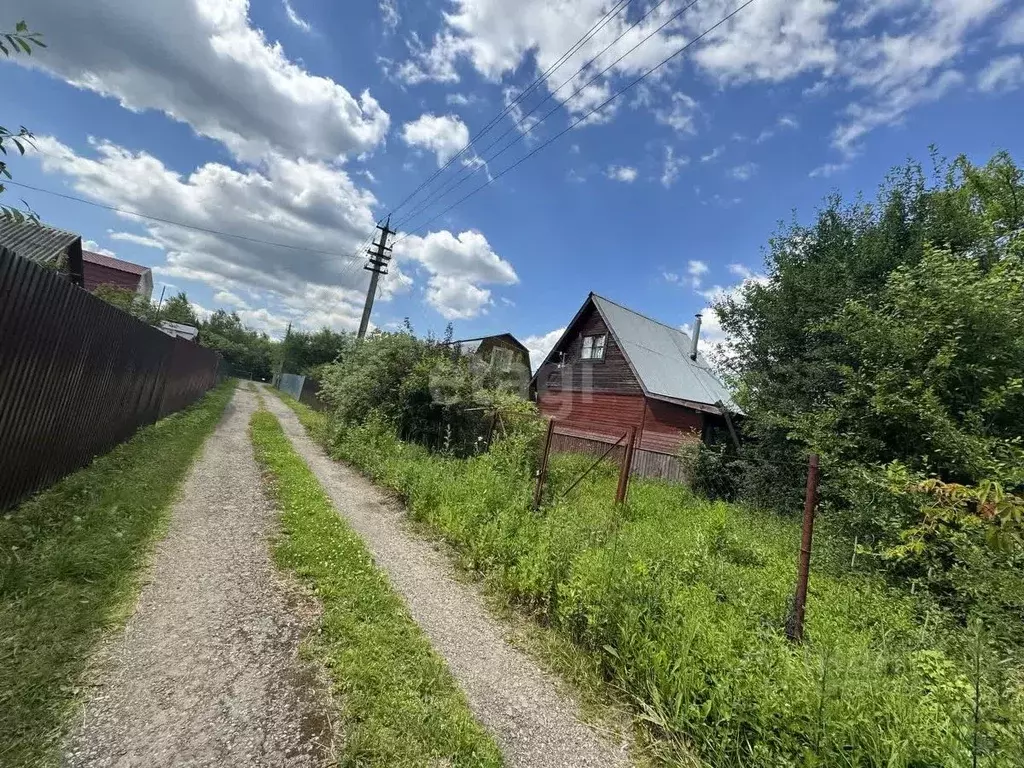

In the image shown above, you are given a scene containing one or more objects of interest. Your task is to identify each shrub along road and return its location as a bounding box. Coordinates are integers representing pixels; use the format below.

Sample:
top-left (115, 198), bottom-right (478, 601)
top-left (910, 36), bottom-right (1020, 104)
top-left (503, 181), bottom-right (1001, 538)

top-left (63, 387), bottom-right (331, 767)
top-left (260, 389), bottom-right (630, 768)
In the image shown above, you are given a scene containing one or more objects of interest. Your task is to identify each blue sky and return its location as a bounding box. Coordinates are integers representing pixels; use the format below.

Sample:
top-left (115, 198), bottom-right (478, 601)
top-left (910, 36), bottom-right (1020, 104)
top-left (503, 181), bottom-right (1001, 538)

top-left (3, 0), bottom-right (1024, 366)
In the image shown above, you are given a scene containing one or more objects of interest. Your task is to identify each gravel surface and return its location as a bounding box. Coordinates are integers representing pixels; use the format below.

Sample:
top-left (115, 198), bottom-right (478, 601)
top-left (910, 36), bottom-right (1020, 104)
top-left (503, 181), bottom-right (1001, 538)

top-left (262, 391), bottom-right (631, 768)
top-left (63, 388), bottom-right (332, 768)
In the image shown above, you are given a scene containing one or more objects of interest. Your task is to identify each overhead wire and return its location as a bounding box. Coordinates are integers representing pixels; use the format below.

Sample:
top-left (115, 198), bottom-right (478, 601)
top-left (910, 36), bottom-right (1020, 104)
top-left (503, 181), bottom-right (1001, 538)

top-left (393, 0), bottom-right (760, 246)
top-left (393, 0), bottom-right (684, 232)
top-left (385, 0), bottom-right (634, 221)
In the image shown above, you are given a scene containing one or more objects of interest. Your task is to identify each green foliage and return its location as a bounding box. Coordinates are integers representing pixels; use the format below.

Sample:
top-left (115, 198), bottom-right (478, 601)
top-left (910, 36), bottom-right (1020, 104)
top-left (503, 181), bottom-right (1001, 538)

top-left (1, 21), bottom-right (44, 223)
top-left (717, 151), bottom-right (1024, 504)
top-left (318, 325), bottom-right (534, 456)
top-left (276, 392), bottom-right (1024, 768)
top-left (159, 291), bottom-right (200, 327)
top-left (91, 284), bottom-right (159, 323)
top-left (279, 327), bottom-right (351, 376)
top-left (249, 409), bottom-right (502, 767)
top-left (714, 150), bottom-right (1024, 612)
top-left (0, 381), bottom-right (235, 767)
top-left (807, 244), bottom-right (1024, 486)
top-left (201, 309), bottom-right (275, 380)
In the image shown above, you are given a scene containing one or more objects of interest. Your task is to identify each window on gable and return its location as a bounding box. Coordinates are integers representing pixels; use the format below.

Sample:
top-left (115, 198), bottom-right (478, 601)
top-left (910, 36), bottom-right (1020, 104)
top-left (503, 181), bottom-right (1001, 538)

top-left (581, 334), bottom-right (606, 361)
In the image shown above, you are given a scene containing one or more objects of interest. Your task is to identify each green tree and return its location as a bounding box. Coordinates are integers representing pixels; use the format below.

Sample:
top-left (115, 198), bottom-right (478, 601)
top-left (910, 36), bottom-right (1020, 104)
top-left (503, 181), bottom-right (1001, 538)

top-left (714, 149), bottom-right (1024, 618)
top-left (1, 21), bottom-right (45, 223)
top-left (201, 309), bottom-right (276, 380)
top-left (279, 327), bottom-right (352, 376)
top-left (716, 151), bottom-right (1024, 510)
top-left (91, 284), bottom-right (159, 323)
top-left (159, 291), bottom-right (201, 327)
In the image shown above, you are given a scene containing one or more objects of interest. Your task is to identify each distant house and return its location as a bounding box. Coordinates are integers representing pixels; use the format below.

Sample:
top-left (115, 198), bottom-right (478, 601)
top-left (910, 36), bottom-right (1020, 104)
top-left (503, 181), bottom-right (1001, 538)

top-left (531, 293), bottom-right (741, 479)
top-left (0, 218), bottom-right (153, 300)
top-left (0, 218), bottom-right (85, 286)
top-left (83, 251), bottom-right (153, 300)
top-left (450, 333), bottom-right (531, 375)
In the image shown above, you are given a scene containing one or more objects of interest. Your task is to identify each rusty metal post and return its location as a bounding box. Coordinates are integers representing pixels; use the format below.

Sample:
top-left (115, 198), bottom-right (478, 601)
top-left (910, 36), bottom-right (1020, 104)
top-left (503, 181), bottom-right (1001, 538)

top-left (533, 418), bottom-right (556, 510)
top-left (787, 453), bottom-right (820, 643)
top-left (615, 426), bottom-right (637, 505)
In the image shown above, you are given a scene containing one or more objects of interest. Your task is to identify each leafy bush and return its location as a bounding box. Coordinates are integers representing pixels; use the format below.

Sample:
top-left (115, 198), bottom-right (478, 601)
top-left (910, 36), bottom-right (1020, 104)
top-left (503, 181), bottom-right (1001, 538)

top-left (717, 151), bottom-right (1024, 509)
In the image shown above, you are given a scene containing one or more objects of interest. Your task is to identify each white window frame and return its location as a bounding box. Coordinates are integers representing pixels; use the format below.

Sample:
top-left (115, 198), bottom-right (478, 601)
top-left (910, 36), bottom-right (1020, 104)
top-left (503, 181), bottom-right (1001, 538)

top-left (581, 334), bottom-right (606, 361)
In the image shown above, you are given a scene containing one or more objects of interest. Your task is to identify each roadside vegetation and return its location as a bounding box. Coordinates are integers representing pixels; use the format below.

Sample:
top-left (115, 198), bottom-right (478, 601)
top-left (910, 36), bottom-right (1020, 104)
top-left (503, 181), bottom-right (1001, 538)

top-left (280, 393), bottom-right (1023, 767)
top-left (277, 149), bottom-right (1024, 767)
top-left (0, 380), bottom-right (236, 768)
top-left (249, 408), bottom-right (503, 768)
top-left (94, 286), bottom-right (353, 382)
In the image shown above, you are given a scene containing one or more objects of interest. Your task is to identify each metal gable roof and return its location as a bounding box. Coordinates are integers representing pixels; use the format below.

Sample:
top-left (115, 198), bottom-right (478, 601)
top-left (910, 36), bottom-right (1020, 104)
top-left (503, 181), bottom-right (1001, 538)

top-left (0, 218), bottom-right (80, 264)
top-left (82, 250), bottom-right (150, 276)
top-left (592, 294), bottom-right (742, 414)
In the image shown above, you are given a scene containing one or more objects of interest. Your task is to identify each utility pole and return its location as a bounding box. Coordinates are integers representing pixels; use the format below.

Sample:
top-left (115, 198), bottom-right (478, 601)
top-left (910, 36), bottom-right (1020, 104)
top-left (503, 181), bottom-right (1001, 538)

top-left (357, 218), bottom-right (394, 339)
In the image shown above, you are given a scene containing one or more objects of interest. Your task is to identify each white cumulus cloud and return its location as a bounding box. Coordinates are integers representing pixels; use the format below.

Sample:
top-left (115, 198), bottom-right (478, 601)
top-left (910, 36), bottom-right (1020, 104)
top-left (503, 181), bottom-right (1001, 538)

top-left (108, 230), bottom-right (165, 249)
top-left (522, 327), bottom-right (566, 371)
top-left (5, 0), bottom-right (389, 162)
top-left (606, 165), bottom-right (638, 183)
top-left (401, 113), bottom-right (471, 167)
top-left (396, 229), bottom-right (519, 319)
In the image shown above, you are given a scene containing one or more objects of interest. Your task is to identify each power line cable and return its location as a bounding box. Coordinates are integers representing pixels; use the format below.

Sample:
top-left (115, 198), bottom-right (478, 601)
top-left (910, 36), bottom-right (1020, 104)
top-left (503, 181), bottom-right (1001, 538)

top-left (386, 0), bottom-right (633, 220)
top-left (4, 179), bottom-right (367, 262)
top-left (393, 0), bottom-right (758, 245)
top-left (394, 0), bottom-right (699, 233)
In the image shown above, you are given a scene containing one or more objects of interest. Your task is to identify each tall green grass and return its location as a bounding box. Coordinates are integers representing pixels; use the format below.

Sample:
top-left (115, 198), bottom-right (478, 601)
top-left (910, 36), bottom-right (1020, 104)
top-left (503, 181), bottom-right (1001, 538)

top-left (279, 398), bottom-right (1024, 767)
top-left (249, 408), bottom-right (503, 767)
top-left (0, 380), bottom-right (237, 768)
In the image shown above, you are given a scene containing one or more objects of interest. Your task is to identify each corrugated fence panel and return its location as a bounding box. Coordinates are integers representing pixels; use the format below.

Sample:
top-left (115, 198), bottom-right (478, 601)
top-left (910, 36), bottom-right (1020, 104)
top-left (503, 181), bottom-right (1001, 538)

top-left (0, 247), bottom-right (221, 511)
top-left (550, 426), bottom-right (689, 485)
top-left (276, 372), bottom-right (305, 401)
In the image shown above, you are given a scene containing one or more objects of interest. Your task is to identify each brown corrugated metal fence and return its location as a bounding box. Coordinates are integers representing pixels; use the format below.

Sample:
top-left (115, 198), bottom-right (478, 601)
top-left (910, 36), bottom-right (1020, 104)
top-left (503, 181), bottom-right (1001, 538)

top-left (0, 246), bottom-right (220, 511)
top-left (550, 428), bottom-right (690, 484)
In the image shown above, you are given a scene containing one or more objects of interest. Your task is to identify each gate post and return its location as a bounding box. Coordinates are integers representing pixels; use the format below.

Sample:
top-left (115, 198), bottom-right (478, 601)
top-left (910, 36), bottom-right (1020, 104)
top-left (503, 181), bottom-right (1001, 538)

top-left (533, 418), bottom-right (556, 510)
top-left (615, 426), bottom-right (637, 505)
top-left (787, 453), bottom-right (820, 643)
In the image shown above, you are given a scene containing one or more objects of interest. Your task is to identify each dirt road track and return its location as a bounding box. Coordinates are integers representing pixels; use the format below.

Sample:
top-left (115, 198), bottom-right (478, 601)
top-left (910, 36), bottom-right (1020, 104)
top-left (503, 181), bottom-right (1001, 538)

top-left (64, 388), bottom-right (330, 768)
top-left (261, 390), bottom-right (630, 768)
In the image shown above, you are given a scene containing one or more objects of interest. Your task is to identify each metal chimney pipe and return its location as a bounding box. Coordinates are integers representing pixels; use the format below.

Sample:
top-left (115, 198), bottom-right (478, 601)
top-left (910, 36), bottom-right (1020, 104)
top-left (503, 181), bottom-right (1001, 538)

top-left (690, 313), bottom-right (702, 361)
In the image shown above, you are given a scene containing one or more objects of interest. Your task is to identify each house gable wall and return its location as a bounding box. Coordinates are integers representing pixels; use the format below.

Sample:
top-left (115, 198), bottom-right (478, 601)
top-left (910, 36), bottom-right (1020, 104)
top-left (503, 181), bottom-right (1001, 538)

top-left (83, 261), bottom-right (143, 294)
top-left (538, 303), bottom-right (642, 395)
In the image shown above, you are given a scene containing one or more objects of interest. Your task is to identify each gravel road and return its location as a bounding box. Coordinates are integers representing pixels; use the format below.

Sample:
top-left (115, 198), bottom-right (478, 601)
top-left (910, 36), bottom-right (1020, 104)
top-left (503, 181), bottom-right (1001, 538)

top-left (262, 391), bottom-right (631, 768)
top-left (63, 388), bottom-right (331, 768)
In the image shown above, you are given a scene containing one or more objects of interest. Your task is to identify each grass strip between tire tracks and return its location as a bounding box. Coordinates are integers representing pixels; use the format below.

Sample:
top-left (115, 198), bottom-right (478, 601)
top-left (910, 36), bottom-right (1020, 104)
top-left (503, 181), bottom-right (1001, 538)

top-left (0, 380), bottom-right (237, 768)
top-left (249, 408), bottom-right (503, 768)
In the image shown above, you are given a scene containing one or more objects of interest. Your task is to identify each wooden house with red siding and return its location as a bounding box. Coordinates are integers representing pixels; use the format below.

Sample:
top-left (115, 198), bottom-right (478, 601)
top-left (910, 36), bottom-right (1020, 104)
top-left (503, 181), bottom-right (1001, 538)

top-left (531, 293), bottom-right (741, 480)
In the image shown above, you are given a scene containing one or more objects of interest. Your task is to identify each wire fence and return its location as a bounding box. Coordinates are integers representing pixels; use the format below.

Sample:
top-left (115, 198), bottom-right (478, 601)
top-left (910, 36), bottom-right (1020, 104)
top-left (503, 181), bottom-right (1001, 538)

top-left (0, 246), bottom-right (221, 511)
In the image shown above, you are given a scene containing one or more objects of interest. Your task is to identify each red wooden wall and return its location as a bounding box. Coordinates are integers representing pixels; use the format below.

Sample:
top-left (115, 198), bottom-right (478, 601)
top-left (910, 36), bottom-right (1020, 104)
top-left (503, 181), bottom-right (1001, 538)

top-left (640, 397), bottom-right (702, 453)
top-left (538, 390), bottom-right (703, 456)
top-left (82, 260), bottom-right (143, 294)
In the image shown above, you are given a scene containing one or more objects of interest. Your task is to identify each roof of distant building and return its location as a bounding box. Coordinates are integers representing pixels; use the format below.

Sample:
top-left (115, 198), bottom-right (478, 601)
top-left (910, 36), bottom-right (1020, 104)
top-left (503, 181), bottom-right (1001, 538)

top-left (0, 218), bottom-right (80, 264)
top-left (82, 250), bottom-right (149, 276)
top-left (448, 333), bottom-right (530, 356)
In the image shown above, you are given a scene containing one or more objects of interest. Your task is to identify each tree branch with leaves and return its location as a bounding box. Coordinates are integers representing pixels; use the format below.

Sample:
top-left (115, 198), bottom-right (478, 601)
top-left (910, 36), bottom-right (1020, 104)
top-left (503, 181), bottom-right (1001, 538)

top-left (1, 20), bottom-right (45, 223)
